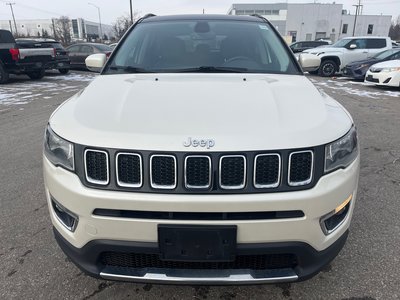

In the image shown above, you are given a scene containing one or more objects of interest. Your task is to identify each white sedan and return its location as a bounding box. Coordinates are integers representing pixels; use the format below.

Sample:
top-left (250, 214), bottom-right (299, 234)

top-left (365, 59), bottom-right (400, 88)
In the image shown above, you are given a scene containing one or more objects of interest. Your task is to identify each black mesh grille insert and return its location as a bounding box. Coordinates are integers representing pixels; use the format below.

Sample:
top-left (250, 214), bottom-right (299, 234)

top-left (117, 154), bottom-right (141, 186)
top-left (185, 156), bottom-right (210, 188)
top-left (220, 156), bottom-right (245, 188)
top-left (151, 155), bottom-right (176, 188)
top-left (100, 252), bottom-right (297, 270)
top-left (255, 155), bottom-right (280, 187)
top-left (289, 151), bottom-right (313, 185)
top-left (85, 150), bottom-right (108, 183)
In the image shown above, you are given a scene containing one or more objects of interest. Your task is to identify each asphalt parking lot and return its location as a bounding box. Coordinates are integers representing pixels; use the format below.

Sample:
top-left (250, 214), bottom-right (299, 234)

top-left (1, 71), bottom-right (399, 299)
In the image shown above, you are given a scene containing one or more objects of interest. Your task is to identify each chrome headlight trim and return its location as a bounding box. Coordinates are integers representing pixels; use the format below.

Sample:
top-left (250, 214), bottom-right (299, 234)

top-left (44, 124), bottom-right (75, 171)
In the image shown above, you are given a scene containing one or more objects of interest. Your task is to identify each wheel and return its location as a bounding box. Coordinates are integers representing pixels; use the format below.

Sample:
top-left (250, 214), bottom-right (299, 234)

top-left (59, 68), bottom-right (70, 74)
top-left (318, 60), bottom-right (338, 77)
top-left (0, 64), bottom-right (10, 84)
top-left (27, 69), bottom-right (45, 80)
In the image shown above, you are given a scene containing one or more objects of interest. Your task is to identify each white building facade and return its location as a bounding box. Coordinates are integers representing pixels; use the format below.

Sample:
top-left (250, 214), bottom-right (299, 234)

top-left (228, 3), bottom-right (392, 43)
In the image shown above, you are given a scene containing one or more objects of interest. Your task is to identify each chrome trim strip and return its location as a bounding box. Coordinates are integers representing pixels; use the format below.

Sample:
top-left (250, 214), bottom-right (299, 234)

top-left (288, 150), bottom-right (314, 187)
top-left (100, 268), bottom-right (298, 284)
top-left (84, 149), bottom-right (109, 185)
top-left (116, 152), bottom-right (143, 188)
top-left (320, 201), bottom-right (352, 235)
top-left (150, 154), bottom-right (177, 189)
top-left (184, 155), bottom-right (212, 189)
top-left (219, 155), bottom-right (246, 190)
top-left (51, 197), bottom-right (78, 232)
top-left (253, 153), bottom-right (281, 189)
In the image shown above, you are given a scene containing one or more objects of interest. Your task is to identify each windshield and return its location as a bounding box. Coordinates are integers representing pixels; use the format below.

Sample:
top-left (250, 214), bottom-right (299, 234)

top-left (373, 49), bottom-right (398, 59)
top-left (104, 19), bottom-right (299, 74)
top-left (332, 39), bottom-right (351, 48)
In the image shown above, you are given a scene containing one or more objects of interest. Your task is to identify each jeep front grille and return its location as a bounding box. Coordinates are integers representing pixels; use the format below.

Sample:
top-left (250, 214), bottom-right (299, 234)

top-left (84, 149), bottom-right (109, 185)
top-left (79, 147), bottom-right (319, 193)
top-left (184, 156), bottom-right (211, 189)
top-left (116, 153), bottom-right (142, 188)
top-left (288, 151), bottom-right (313, 186)
top-left (219, 155), bottom-right (246, 189)
top-left (254, 154), bottom-right (281, 188)
top-left (150, 155), bottom-right (177, 189)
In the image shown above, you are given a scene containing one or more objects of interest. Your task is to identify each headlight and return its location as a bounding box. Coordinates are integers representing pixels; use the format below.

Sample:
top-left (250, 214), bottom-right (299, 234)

top-left (44, 125), bottom-right (74, 171)
top-left (359, 63), bottom-right (369, 68)
top-left (325, 126), bottom-right (358, 173)
top-left (381, 67), bottom-right (400, 72)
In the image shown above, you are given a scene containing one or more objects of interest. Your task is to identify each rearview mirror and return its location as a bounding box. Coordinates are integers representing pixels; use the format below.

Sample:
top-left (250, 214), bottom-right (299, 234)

top-left (349, 44), bottom-right (357, 50)
top-left (298, 53), bottom-right (321, 72)
top-left (85, 53), bottom-right (107, 72)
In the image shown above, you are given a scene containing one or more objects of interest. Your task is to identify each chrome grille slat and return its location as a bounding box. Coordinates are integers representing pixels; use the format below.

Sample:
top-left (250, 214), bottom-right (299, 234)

top-left (184, 155), bottom-right (212, 189)
top-left (288, 150), bottom-right (314, 186)
top-left (150, 154), bottom-right (177, 189)
top-left (219, 155), bottom-right (246, 190)
top-left (116, 153), bottom-right (142, 188)
top-left (254, 154), bottom-right (281, 188)
top-left (84, 149), bottom-right (109, 185)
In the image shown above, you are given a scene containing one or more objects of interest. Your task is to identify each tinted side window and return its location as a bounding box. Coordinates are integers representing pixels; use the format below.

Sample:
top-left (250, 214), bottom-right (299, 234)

top-left (67, 46), bottom-right (80, 53)
top-left (353, 39), bottom-right (367, 49)
top-left (366, 39), bottom-right (386, 49)
top-left (80, 45), bottom-right (94, 54)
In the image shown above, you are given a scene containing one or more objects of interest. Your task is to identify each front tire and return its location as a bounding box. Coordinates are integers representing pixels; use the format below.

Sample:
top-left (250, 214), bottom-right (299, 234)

top-left (318, 60), bottom-right (338, 77)
top-left (27, 69), bottom-right (45, 80)
top-left (0, 64), bottom-right (10, 84)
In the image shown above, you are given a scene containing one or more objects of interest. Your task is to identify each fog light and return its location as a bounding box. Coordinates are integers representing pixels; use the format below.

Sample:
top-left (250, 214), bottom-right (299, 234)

top-left (51, 197), bottom-right (78, 232)
top-left (320, 195), bottom-right (352, 235)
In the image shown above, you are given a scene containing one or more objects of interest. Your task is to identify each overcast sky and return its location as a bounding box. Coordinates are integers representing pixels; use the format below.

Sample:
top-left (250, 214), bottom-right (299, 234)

top-left (0, 0), bottom-right (399, 24)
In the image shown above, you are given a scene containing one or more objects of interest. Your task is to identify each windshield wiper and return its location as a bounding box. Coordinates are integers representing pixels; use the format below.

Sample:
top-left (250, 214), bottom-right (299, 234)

top-left (171, 66), bottom-right (248, 73)
top-left (108, 66), bottom-right (153, 73)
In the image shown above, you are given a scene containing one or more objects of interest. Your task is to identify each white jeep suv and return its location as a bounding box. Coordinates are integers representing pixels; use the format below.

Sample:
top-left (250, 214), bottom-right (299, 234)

top-left (43, 14), bottom-right (360, 284)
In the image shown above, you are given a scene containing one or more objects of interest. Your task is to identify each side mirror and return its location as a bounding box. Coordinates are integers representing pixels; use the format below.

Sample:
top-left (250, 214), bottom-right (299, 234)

top-left (349, 44), bottom-right (357, 50)
top-left (298, 53), bottom-right (321, 72)
top-left (85, 53), bottom-right (106, 72)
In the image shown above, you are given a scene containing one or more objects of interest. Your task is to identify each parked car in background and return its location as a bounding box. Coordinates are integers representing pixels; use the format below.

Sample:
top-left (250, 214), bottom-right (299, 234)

top-left (16, 38), bottom-right (70, 74)
top-left (343, 49), bottom-right (400, 80)
top-left (304, 36), bottom-right (392, 77)
top-left (289, 40), bottom-right (329, 53)
top-left (66, 43), bottom-right (112, 69)
top-left (365, 59), bottom-right (400, 88)
top-left (109, 43), bottom-right (118, 50)
top-left (0, 29), bottom-right (55, 84)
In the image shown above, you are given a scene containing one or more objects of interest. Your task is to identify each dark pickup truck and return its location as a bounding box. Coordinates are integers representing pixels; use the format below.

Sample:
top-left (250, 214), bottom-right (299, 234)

top-left (16, 38), bottom-right (71, 74)
top-left (0, 29), bottom-right (55, 84)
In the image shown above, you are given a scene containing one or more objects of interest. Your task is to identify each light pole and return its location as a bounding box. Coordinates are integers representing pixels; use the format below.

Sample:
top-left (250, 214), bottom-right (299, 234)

top-left (129, 0), bottom-right (133, 24)
top-left (6, 2), bottom-right (18, 36)
top-left (88, 3), bottom-right (103, 41)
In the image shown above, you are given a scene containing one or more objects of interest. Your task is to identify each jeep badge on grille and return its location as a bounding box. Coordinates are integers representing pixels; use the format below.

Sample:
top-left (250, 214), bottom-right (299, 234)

top-left (183, 137), bottom-right (215, 149)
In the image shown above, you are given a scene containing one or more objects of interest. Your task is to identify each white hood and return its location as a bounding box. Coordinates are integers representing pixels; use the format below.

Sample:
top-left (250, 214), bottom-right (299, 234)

top-left (50, 74), bottom-right (352, 151)
top-left (370, 59), bottom-right (400, 69)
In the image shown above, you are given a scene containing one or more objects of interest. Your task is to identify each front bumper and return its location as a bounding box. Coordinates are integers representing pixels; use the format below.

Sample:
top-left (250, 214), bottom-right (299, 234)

top-left (53, 226), bottom-right (349, 284)
top-left (343, 66), bottom-right (368, 80)
top-left (44, 154), bottom-right (359, 283)
top-left (365, 71), bottom-right (400, 87)
top-left (45, 59), bottom-right (70, 70)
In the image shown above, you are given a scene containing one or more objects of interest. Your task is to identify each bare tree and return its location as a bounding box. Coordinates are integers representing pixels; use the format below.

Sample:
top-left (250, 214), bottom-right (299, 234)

top-left (54, 16), bottom-right (72, 45)
top-left (389, 16), bottom-right (400, 41)
top-left (112, 12), bottom-right (139, 40)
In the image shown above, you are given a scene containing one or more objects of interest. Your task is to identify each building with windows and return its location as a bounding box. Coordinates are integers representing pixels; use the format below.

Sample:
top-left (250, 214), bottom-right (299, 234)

top-left (228, 3), bottom-right (392, 43)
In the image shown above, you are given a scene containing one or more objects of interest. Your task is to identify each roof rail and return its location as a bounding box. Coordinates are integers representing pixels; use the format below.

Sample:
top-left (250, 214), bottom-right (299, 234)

top-left (250, 14), bottom-right (273, 26)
